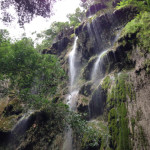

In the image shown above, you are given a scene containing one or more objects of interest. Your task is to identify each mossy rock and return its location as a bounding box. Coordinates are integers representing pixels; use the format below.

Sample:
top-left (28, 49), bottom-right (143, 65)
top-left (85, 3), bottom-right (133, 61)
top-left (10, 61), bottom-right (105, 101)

top-left (3, 98), bottom-right (23, 116)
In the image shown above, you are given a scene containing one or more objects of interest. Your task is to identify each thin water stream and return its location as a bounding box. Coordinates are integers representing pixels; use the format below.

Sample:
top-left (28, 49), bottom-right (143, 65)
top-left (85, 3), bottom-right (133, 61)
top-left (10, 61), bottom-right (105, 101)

top-left (91, 50), bottom-right (109, 81)
top-left (91, 31), bottom-right (121, 82)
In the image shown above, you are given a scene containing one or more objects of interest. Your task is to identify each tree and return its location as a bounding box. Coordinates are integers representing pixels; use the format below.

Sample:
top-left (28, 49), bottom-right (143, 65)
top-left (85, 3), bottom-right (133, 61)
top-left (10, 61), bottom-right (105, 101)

top-left (67, 7), bottom-right (85, 27)
top-left (0, 0), bottom-right (61, 26)
top-left (36, 21), bottom-right (70, 50)
top-left (0, 32), bottom-right (65, 106)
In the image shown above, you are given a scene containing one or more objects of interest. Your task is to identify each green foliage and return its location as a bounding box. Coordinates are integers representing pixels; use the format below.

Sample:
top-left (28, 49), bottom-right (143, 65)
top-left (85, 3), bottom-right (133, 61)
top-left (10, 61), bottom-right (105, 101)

top-left (81, 124), bottom-right (101, 149)
top-left (144, 59), bottom-right (150, 73)
top-left (70, 33), bottom-right (75, 39)
top-left (15, 102), bottom-right (70, 149)
top-left (108, 102), bottom-right (131, 150)
top-left (117, 0), bottom-right (150, 11)
top-left (0, 29), bottom-right (10, 43)
top-left (67, 8), bottom-right (85, 27)
top-left (36, 8), bottom-right (85, 49)
top-left (107, 73), bottom-right (135, 107)
top-left (106, 73), bottom-right (135, 150)
top-left (102, 76), bottom-right (111, 90)
top-left (68, 112), bottom-right (102, 149)
top-left (0, 0), bottom-right (59, 26)
top-left (37, 21), bottom-right (70, 49)
top-left (0, 33), bottom-right (65, 107)
top-left (124, 12), bottom-right (150, 52)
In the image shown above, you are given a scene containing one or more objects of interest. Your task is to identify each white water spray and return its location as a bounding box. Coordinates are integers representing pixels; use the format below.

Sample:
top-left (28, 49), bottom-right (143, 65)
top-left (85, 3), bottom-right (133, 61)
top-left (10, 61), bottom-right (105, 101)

top-left (91, 50), bottom-right (108, 81)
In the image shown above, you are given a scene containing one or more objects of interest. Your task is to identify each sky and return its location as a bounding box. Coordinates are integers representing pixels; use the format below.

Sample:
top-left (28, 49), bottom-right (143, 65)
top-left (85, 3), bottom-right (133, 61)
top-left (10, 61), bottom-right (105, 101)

top-left (0, 0), bottom-right (81, 41)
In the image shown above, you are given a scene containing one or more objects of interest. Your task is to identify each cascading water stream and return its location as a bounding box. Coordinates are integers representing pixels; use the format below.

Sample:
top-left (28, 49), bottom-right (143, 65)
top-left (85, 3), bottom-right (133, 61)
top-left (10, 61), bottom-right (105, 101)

top-left (91, 50), bottom-right (108, 81)
top-left (69, 37), bottom-right (78, 90)
top-left (63, 37), bottom-right (79, 150)
top-left (91, 31), bottom-right (121, 82)
top-left (67, 36), bottom-right (79, 110)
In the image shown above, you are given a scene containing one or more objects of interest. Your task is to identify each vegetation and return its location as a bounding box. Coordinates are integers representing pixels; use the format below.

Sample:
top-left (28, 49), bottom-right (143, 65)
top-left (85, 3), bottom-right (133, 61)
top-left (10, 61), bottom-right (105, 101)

top-left (68, 112), bottom-right (102, 149)
top-left (117, 0), bottom-right (150, 11)
top-left (36, 21), bottom-right (70, 51)
top-left (0, 30), bottom-right (65, 108)
top-left (36, 7), bottom-right (85, 50)
top-left (122, 12), bottom-right (150, 53)
top-left (101, 73), bottom-right (136, 150)
top-left (67, 8), bottom-right (85, 27)
top-left (0, 0), bottom-right (60, 26)
top-left (102, 76), bottom-right (111, 90)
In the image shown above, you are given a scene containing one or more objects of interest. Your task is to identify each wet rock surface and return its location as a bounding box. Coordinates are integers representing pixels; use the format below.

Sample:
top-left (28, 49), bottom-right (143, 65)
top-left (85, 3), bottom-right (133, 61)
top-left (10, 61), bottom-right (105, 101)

top-left (75, 6), bottom-right (138, 60)
top-left (89, 85), bottom-right (106, 119)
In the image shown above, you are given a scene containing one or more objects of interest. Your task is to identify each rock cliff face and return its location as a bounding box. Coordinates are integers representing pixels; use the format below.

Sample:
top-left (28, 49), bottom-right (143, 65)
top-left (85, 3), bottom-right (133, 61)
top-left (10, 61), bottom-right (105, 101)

top-left (51, 5), bottom-right (149, 150)
top-left (0, 2), bottom-right (150, 150)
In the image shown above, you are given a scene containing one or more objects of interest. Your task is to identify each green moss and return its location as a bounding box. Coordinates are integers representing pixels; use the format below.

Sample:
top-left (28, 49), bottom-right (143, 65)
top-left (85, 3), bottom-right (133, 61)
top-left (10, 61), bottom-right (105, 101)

top-left (144, 59), bottom-right (150, 74)
top-left (126, 83), bottom-right (136, 101)
top-left (0, 115), bottom-right (18, 131)
top-left (70, 33), bottom-right (75, 39)
top-left (102, 76), bottom-right (111, 90)
top-left (123, 12), bottom-right (150, 53)
top-left (81, 97), bottom-right (89, 104)
top-left (82, 120), bottom-right (110, 150)
top-left (118, 103), bottom-right (130, 150)
top-left (106, 73), bottom-right (134, 150)
top-left (108, 104), bottom-right (131, 150)
top-left (107, 74), bottom-right (129, 108)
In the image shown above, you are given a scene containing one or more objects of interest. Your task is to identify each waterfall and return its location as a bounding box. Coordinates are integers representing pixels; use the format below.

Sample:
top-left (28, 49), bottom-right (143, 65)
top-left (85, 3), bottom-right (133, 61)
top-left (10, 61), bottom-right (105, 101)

top-left (91, 50), bottom-right (108, 81)
top-left (89, 31), bottom-right (122, 119)
top-left (67, 36), bottom-right (79, 110)
top-left (63, 37), bottom-right (79, 150)
top-left (69, 37), bottom-right (78, 90)
top-left (91, 31), bottom-right (121, 82)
